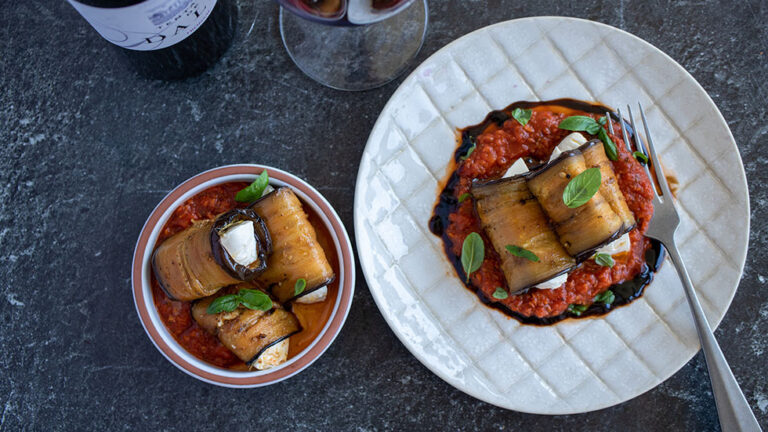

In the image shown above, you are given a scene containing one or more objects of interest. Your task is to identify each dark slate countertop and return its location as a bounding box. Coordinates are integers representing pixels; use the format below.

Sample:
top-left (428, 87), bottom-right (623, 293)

top-left (1, 1), bottom-right (767, 430)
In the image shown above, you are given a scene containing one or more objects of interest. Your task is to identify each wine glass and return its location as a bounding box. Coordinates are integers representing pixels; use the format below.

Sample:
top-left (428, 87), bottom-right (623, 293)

top-left (275, 0), bottom-right (428, 91)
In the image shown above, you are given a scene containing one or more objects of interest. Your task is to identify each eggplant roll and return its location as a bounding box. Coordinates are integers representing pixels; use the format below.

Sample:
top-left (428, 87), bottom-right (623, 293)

top-left (580, 140), bottom-right (636, 230)
top-left (472, 176), bottom-right (576, 294)
top-left (192, 290), bottom-right (301, 369)
top-left (211, 208), bottom-right (272, 278)
top-left (250, 188), bottom-right (335, 303)
top-left (527, 151), bottom-right (624, 258)
top-left (152, 209), bottom-right (272, 301)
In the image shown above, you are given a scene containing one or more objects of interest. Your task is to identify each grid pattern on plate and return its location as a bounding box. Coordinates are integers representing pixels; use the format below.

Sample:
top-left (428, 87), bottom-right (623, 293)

top-left (354, 17), bottom-right (749, 413)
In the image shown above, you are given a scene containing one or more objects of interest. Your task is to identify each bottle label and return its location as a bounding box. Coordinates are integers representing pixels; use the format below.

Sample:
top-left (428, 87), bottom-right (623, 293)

top-left (68, 0), bottom-right (217, 51)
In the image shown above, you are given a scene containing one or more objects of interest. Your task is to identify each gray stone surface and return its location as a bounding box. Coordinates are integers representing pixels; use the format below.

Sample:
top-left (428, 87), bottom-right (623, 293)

top-left (1, 1), bottom-right (767, 430)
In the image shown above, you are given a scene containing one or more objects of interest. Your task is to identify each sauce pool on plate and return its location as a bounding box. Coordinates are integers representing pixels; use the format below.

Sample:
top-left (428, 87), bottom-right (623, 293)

top-left (429, 99), bottom-right (664, 325)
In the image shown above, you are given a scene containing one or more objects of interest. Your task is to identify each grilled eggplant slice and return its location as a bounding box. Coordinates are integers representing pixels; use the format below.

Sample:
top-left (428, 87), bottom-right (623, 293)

top-left (192, 288), bottom-right (301, 369)
top-left (580, 140), bottom-right (636, 230)
top-left (527, 151), bottom-right (624, 259)
top-left (250, 187), bottom-right (335, 303)
top-left (152, 220), bottom-right (241, 301)
top-left (152, 209), bottom-right (272, 301)
top-left (473, 176), bottom-right (576, 295)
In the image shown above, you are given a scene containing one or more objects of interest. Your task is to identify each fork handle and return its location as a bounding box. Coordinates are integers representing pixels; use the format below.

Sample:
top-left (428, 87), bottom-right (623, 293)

top-left (666, 243), bottom-right (762, 431)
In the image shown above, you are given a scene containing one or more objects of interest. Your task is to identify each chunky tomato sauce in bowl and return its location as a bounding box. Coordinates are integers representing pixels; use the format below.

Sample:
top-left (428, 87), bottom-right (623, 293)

top-left (429, 99), bottom-right (664, 325)
top-left (132, 165), bottom-right (355, 387)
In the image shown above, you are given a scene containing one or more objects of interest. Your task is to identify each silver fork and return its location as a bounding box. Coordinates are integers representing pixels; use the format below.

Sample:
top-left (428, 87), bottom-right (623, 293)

top-left (610, 104), bottom-right (762, 432)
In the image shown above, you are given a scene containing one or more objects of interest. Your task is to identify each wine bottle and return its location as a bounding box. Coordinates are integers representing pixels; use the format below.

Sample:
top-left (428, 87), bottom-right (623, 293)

top-left (68, 0), bottom-right (237, 80)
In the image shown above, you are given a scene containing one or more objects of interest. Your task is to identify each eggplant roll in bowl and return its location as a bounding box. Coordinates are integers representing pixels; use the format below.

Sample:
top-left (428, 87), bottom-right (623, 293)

top-left (429, 99), bottom-right (664, 325)
top-left (132, 166), bottom-right (355, 387)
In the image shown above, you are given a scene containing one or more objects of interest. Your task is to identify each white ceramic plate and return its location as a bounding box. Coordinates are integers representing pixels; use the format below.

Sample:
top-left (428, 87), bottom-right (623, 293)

top-left (353, 17), bottom-right (749, 414)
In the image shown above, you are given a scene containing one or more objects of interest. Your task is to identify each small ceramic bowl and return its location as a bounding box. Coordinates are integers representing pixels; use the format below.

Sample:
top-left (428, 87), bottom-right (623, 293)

top-left (131, 165), bottom-right (355, 387)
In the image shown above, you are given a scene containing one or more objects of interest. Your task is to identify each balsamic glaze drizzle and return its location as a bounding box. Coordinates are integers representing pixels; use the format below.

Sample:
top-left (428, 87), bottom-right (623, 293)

top-left (428, 99), bottom-right (664, 325)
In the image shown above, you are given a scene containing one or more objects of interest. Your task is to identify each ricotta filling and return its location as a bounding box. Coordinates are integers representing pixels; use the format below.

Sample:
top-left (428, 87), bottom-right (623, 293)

top-left (254, 339), bottom-right (289, 370)
top-left (219, 221), bottom-right (259, 266)
top-left (594, 232), bottom-right (631, 256)
top-left (501, 132), bottom-right (628, 290)
top-left (294, 286), bottom-right (328, 304)
top-left (535, 272), bottom-right (570, 290)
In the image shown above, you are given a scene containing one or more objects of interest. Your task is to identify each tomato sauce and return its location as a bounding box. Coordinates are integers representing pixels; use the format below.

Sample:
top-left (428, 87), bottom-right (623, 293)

top-left (151, 182), bottom-right (339, 368)
top-left (429, 99), bottom-right (660, 324)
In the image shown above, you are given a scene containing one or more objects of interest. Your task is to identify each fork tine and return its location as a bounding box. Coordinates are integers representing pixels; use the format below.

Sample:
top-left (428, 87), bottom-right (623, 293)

top-left (623, 106), bottom-right (656, 194)
top-left (626, 106), bottom-right (647, 155)
top-left (638, 103), bottom-right (674, 198)
top-left (605, 110), bottom-right (614, 134)
top-left (615, 108), bottom-right (633, 152)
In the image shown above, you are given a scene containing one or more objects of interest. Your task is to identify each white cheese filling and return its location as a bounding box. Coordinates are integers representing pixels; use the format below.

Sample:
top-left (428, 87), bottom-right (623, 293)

top-left (254, 339), bottom-right (289, 370)
top-left (594, 232), bottom-right (631, 256)
top-left (502, 157), bottom-right (529, 177)
top-left (219, 221), bottom-right (258, 266)
top-left (501, 132), bottom-right (627, 290)
top-left (535, 272), bottom-right (569, 290)
top-left (502, 132), bottom-right (587, 179)
top-left (549, 132), bottom-right (587, 159)
top-left (294, 286), bottom-right (328, 304)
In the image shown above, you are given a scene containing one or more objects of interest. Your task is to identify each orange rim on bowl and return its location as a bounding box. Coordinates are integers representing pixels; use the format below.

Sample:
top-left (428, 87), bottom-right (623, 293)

top-left (131, 165), bottom-right (355, 387)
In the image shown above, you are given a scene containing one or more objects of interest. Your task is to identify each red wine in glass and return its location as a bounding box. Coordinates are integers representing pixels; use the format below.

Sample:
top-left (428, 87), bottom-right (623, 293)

top-left (280, 0), bottom-right (415, 26)
top-left (275, 0), bottom-right (426, 91)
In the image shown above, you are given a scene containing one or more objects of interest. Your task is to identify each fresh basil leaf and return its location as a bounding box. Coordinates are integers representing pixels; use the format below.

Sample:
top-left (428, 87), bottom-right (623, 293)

top-left (235, 170), bottom-right (269, 202)
top-left (206, 294), bottom-right (241, 314)
top-left (239, 289), bottom-right (273, 311)
top-left (597, 128), bottom-right (618, 161)
top-left (294, 278), bottom-right (307, 296)
top-left (461, 232), bottom-right (485, 282)
top-left (567, 304), bottom-right (588, 316)
top-left (460, 142), bottom-right (476, 161)
top-left (505, 245), bottom-right (539, 262)
top-left (633, 151), bottom-right (648, 165)
top-left (594, 252), bottom-right (615, 268)
top-left (594, 290), bottom-right (616, 305)
top-left (492, 287), bottom-right (509, 300)
top-left (559, 116), bottom-right (601, 135)
top-left (562, 167), bottom-right (602, 208)
top-left (458, 193), bottom-right (471, 203)
top-left (511, 107), bottom-right (532, 126)
top-left (598, 116), bottom-right (607, 126)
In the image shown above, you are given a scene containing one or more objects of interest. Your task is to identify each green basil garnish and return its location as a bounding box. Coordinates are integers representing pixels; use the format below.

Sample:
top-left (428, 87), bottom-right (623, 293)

top-left (294, 278), bottom-right (307, 296)
top-left (505, 245), bottom-right (539, 262)
top-left (239, 289), bottom-right (273, 310)
top-left (511, 107), bottom-right (532, 126)
top-left (598, 116), bottom-right (607, 126)
top-left (633, 151), bottom-right (648, 164)
top-left (558, 116), bottom-right (601, 135)
top-left (558, 116), bottom-right (618, 161)
top-left (492, 287), bottom-right (509, 300)
top-left (235, 170), bottom-right (269, 202)
top-left (594, 252), bottom-right (615, 268)
top-left (461, 232), bottom-right (485, 282)
top-left (458, 193), bottom-right (471, 203)
top-left (562, 167), bottom-right (601, 208)
top-left (594, 290), bottom-right (616, 306)
top-left (597, 128), bottom-right (618, 161)
top-left (567, 304), bottom-right (588, 316)
top-left (207, 289), bottom-right (273, 314)
top-left (206, 294), bottom-right (241, 314)
top-left (460, 140), bottom-right (476, 161)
